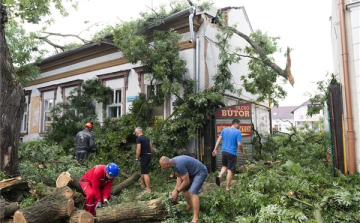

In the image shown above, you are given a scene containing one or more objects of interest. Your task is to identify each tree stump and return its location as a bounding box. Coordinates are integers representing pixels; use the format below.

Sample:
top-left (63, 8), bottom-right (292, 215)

top-left (56, 172), bottom-right (83, 194)
top-left (69, 208), bottom-right (94, 223)
top-left (95, 198), bottom-right (166, 223)
top-left (13, 186), bottom-right (74, 223)
top-left (112, 172), bottom-right (140, 195)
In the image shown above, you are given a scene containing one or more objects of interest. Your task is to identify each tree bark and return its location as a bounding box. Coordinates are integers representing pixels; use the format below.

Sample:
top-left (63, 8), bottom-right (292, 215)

top-left (112, 172), bottom-right (140, 195)
top-left (95, 198), bottom-right (166, 223)
top-left (69, 208), bottom-right (94, 223)
top-left (13, 186), bottom-right (74, 223)
top-left (56, 172), bottom-right (83, 194)
top-left (4, 202), bottom-right (19, 218)
top-left (29, 183), bottom-right (55, 199)
top-left (0, 3), bottom-right (24, 176)
top-left (0, 177), bottom-right (30, 202)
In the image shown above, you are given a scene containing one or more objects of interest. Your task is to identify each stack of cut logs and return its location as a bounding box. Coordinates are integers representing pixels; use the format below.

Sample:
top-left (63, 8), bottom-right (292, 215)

top-left (0, 172), bottom-right (166, 223)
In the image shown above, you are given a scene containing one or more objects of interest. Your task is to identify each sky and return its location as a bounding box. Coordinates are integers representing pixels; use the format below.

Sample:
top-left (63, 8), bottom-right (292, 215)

top-left (41, 0), bottom-right (333, 107)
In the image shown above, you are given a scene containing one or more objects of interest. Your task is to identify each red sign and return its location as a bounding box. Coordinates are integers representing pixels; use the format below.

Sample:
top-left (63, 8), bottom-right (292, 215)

top-left (216, 124), bottom-right (252, 137)
top-left (215, 103), bottom-right (251, 118)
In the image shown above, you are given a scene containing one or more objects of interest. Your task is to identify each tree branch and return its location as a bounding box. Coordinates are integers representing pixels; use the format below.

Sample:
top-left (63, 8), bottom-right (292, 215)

top-left (41, 32), bottom-right (88, 43)
top-left (235, 53), bottom-right (261, 60)
top-left (35, 37), bottom-right (65, 51)
top-left (186, 0), bottom-right (194, 6)
top-left (220, 25), bottom-right (294, 86)
top-left (251, 123), bottom-right (262, 155)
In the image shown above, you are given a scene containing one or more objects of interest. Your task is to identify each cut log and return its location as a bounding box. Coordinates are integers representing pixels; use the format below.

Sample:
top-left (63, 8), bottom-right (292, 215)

top-left (0, 177), bottom-right (29, 192)
top-left (0, 177), bottom-right (22, 189)
top-left (4, 202), bottom-right (19, 218)
top-left (69, 208), bottom-right (94, 223)
top-left (0, 177), bottom-right (30, 202)
top-left (56, 172), bottom-right (83, 194)
top-left (95, 198), bottom-right (166, 223)
top-left (13, 186), bottom-right (74, 223)
top-left (112, 172), bottom-right (140, 195)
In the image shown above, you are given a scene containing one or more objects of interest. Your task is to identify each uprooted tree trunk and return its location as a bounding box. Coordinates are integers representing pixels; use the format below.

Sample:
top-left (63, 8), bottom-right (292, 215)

top-left (13, 186), bottom-right (74, 223)
top-left (95, 198), bottom-right (166, 223)
top-left (69, 208), bottom-right (94, 223)
top-left (0, 4), bottom-right (24, 176)
top-left (112, 172), bottom-right (140, 195)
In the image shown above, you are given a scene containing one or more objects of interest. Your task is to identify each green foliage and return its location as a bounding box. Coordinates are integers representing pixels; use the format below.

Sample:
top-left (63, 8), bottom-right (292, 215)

top-left (241, 30), bottom-right (287, 107)
top-left (18, 139), bottom-right (85, 184)
top-left (3, 0), bottom-right (78, 83)
top-left (307, 73), bottom-right (337, 116)
top-left (45, 78), bottom-right (111, 152)
top-left (213, 28), bottom-right (241, 93)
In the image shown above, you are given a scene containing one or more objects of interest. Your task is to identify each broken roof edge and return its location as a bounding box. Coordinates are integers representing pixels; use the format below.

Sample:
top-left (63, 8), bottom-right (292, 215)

top-left (221, 6), bottom-right (254, 33)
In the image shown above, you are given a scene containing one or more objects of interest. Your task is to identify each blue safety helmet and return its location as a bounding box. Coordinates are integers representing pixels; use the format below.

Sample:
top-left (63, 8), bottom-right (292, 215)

top-left (105, 163), bottom-right (119, 177)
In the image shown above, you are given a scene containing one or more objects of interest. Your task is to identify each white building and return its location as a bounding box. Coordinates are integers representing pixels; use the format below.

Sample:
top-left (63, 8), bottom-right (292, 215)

top-left (291, 100), bottom-right (323, 130)
top-left (330, 0), bottom-right (360, 173)
top-left (21, 6), bottom-right (270, 155)
top-left (271, 106), bottom-right (297, 133)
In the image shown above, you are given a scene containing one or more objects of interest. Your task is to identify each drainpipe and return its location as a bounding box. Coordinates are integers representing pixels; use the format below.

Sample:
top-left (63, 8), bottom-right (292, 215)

top-left (338, 0), bottom-right (356, 173)
top-left (189, 7), bottom-right (195, 43)
top-left (195, 37), bottom-right (200, 159)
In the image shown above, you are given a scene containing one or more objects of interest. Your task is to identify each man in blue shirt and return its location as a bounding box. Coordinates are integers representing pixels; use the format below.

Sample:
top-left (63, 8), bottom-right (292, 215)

top-left (212, 119), bottom-right (244, 190)
top-left (159, 155), bottom-right (208, 223)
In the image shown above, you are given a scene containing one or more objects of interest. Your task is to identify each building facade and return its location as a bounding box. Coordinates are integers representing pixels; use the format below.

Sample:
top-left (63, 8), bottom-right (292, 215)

top-left (21, 6), bottom-right (271, 155)
top-left (330, 0), bottom-right (360, 173)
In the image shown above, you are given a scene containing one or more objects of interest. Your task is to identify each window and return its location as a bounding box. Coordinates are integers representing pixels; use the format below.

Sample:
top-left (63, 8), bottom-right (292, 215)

top-left (21, 91), bottom-right (31, 133)
top-left (146, 84), bottom-right (162, 100)
top-left (64, 86), bottom-right (78, 116)
top-left (97, 70), bottom-right (130, 119)
top-left (59, 80), bottom-right (83, 116)
top-left (107, 89), bottom-right (122, 118)
top-left (44, 98), bottom-right (54, 132)
top-left (146, 84), bottom-right (164, 123)
top-left (38, 85), bottom-right (57, 134)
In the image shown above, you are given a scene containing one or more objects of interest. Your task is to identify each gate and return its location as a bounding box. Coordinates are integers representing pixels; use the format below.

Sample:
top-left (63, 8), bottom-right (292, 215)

top-left (214, 102), bottom-right (253, 170)
top-left (328, 81), bottom-right (346, 174)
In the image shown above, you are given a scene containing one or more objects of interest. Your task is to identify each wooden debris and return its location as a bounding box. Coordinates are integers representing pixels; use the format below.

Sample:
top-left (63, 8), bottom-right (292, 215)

top-left (95, 198), bottom-right (166, 223)
top-left (13, 186), bottom-right (74, 223)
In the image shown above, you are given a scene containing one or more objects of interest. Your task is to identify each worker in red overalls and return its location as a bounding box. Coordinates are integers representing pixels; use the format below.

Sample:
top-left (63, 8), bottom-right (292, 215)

top-left (80, 163), bottom-right (119, 216)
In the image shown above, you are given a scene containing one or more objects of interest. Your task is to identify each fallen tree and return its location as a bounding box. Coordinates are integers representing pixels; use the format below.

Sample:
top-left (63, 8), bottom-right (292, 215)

top-left (95, 198), bottom-right (166, 223)
top-left (13, 186), bottom-right (74, 223)
top-left (112, 172), bottom-right (140, 195)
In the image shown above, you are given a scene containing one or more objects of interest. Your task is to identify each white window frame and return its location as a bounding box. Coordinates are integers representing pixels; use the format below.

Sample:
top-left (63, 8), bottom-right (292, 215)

top-left (20, 91), bottom-right (31, 134)
top-left (107, 89), bottom-right (122, 118)
top-left (38, 85), bottom-right (57, 134)
top-left (59, 79), bottom-right (83, 116)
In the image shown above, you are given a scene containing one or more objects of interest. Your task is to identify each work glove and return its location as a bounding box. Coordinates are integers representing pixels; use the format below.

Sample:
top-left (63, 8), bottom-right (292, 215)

top-left (95, 202), bottom-right (102, 209)
top-left (135, 159), bottom-right (139, 166)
